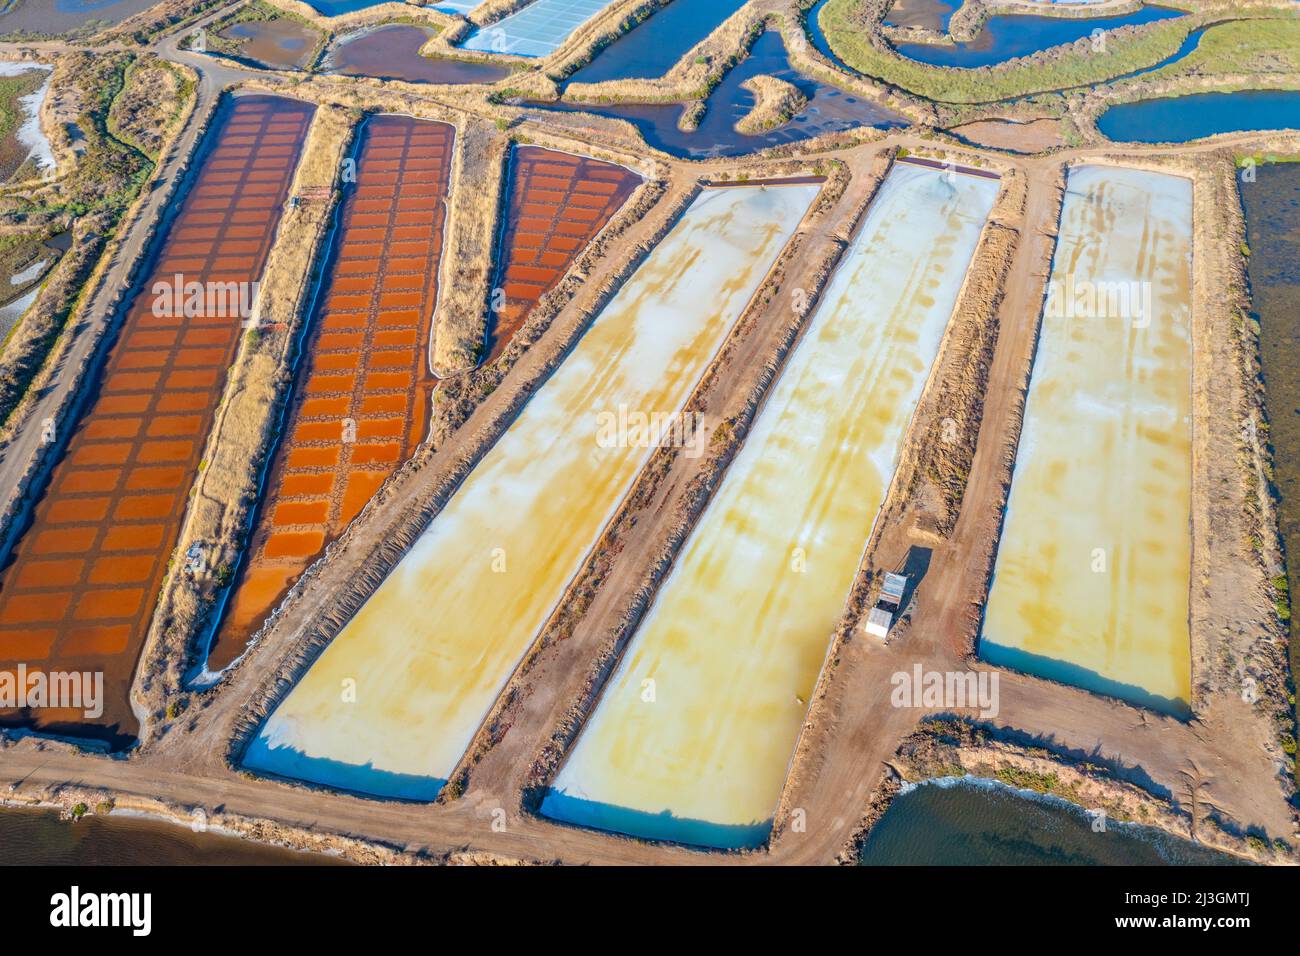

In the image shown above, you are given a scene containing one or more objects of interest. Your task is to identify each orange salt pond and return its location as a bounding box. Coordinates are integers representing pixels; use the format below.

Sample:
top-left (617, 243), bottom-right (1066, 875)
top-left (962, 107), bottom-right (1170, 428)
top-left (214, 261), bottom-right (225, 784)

top-left (201, 115), bottom-right (453, 674)
top-left (0, 95), bottom-right (314, 747)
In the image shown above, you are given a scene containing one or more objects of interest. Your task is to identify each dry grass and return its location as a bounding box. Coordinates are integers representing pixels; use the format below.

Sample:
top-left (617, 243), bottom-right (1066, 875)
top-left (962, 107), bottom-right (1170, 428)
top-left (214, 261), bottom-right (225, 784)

top-left (107, 56), bottom-right (192, 160)
top-left (432, 117), bottom-right (509, 375)
top-left (92, 0), bottom-right (228, 44)
top-left (735, 74), bottom-right (807, 133)
top-left (468, 0), bottom-right (538, 27)
top-left (0, 54), bottom-right (197, 436)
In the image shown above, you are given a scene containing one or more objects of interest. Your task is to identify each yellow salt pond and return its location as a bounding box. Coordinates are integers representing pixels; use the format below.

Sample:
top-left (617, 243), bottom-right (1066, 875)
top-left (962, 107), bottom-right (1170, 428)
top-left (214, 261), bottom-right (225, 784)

top-left (243, 183), bottom-right (819, 798)
top-left (981, 164), bottom-right (1193, 716)
top-left (542, 162), bottom-right (1000, 847)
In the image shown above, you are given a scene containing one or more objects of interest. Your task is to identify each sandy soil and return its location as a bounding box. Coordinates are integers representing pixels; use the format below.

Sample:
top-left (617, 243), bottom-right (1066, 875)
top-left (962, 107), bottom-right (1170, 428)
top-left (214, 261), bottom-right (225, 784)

top-left (951, 118), bottom-right (1066, 154)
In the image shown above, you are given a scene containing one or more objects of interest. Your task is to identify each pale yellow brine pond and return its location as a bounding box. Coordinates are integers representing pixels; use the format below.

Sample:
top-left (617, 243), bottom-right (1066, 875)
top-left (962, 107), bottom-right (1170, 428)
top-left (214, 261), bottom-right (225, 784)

top-left (981, 164), bottom-right (1193, 716)
top-left (243, 183), bottom-right (819, 799)
top-left (543, 163), bottom-right (999, 848)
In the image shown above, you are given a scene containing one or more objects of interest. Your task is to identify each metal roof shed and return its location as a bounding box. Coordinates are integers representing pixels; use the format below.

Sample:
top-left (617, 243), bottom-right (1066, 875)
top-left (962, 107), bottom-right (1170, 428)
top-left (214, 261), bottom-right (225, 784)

top-left (881, 572), bottom-right (908, 606)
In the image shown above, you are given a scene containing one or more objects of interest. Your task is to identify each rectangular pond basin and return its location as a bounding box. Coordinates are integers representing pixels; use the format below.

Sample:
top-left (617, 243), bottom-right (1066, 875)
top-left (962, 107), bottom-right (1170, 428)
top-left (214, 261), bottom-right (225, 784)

top-left (541, 162), bottom-right (999, 849)
top-left (980, 164), bottom-right (1193, 716)
top-left (483, 145), bottom-right (641, 363)
top-left (569, 0), bottom-right (748, 83)
top-left (202, 115), bottom-right (455, 675)
top-left (0, 95), bottom-right (314, 747)
top-left (460, 0), bottom-right (614, 58)
top-left (242, 181), bottom-right (820, 799)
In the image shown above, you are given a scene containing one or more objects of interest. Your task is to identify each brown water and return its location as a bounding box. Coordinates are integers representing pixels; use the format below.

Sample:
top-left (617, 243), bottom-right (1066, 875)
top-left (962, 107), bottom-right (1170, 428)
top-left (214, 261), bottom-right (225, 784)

top-left (882, 0), bottom-right (958, 33)
top-left (221, 19), bottom-right (320, 71)
top-left (1240, 161), bottom-right (1300, 781)
top-left (0, 0), bottom-right (159, 37)
top-left (326, 25), bottom-right (511, 85)
top-left (859, 779), bottom-right (1239, 865)
top-left (0, 806), bottom-right (348, 865)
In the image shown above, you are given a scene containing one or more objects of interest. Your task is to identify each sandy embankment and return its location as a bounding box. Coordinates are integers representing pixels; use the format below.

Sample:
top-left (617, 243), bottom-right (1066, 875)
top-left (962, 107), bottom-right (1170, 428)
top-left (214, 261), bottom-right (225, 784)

top-left (431, 116), bottom-right (509, 376)
top-left (262, 0), bottom-right (454, 37)
top-left (950, 118), bottom-right (1067, 154)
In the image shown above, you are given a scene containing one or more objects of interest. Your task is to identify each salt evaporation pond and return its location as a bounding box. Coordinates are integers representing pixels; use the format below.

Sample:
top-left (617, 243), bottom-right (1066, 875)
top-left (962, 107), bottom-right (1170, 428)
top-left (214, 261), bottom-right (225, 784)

top-left (890, 5), bottom-right (1182, 69)
top-left (219, 18), bottom-right (320, 71)
top-left (461, 0), bottom-right (614, 58)
top-left (0, 806), bottom-right (349, 865)
top-left (542, 163), bottom-right (999, 849)
top-left (568, 0), bottom-right (747, 83)
top-left (244, 183), bottom-right (819, 800)
top-left (325, 24), bottom-right (511, 84)
top-left (0, 0), bottom-right (159, 36)
top-left (0, 284), bottom-right (38, 340)
top-left (1097, 90), bottom-right (1300, 144)
top-left (541, 30), bottom-right (908, 158)
top-left (981, 165), bottom-right (1193, 716)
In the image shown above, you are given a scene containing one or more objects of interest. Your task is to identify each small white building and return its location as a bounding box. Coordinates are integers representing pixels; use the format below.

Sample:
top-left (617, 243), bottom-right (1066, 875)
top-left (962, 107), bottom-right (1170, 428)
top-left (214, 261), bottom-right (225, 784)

top-left (864, 572), bottom-right (909, 641)
top-left (881, 572), bottom-right (908, 605)
top-left (864, 606), bottom-right (893, 640)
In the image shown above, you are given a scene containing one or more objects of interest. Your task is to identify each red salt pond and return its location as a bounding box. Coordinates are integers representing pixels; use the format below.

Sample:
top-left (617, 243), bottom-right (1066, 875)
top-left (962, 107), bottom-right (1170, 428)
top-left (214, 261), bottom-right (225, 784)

top-left (483, 146), bottom-right (641, 363)
top-left (203, 115), bottom-right (454, 674)
top-left (0, 95), bottom-right (314, 748)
